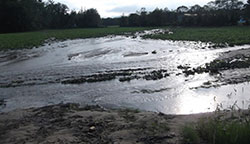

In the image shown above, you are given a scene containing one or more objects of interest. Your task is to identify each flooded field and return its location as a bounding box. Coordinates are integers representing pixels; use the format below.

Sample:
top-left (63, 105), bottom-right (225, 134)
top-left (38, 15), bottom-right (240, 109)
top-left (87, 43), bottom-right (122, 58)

top-left (1, 30), bottom-right (250, 114)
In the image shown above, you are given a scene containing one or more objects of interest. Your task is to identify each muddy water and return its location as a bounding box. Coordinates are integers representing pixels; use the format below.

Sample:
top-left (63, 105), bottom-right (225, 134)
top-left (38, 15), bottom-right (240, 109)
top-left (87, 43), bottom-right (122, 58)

top-left (1, 33), bottom-right (250, 114)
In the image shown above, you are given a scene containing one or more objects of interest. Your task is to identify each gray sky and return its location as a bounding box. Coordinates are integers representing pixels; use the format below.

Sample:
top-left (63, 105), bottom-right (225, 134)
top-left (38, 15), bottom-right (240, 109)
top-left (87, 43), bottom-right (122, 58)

top-left (52, 0), bottom-right (246, 18)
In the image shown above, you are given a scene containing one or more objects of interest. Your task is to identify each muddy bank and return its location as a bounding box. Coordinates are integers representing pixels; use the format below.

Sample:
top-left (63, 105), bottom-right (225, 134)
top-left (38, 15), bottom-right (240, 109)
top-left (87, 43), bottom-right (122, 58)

top-left (0, 103), bottom-right (180, 144)
top-left (2, 103), bottom-right (247, 144)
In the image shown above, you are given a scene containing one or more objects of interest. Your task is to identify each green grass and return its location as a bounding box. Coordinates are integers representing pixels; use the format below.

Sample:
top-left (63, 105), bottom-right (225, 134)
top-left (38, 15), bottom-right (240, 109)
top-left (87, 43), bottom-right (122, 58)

top-left (2, 26), bottom-right (250, 50)
top-left (144, 26), bottom-right (250, 46)
top-left (181, 111), bottom-right (250, 144)
top-left (182, 125), bottom-right (200, 144)
top-left (0, 27), bottom-right (149, 50)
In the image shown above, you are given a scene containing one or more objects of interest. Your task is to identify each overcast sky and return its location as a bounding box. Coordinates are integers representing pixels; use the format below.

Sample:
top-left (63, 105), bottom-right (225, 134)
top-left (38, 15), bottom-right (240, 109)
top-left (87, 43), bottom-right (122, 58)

top-left (51, 0), bottom-right (246, 18)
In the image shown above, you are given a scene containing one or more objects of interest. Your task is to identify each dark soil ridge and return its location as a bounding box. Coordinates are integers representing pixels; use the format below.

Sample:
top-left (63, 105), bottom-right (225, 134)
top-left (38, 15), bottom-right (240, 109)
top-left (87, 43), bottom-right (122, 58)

top-left (0, 68), bottom-right (170, 88)
top-left (62, 68), bottom-right (170, 84)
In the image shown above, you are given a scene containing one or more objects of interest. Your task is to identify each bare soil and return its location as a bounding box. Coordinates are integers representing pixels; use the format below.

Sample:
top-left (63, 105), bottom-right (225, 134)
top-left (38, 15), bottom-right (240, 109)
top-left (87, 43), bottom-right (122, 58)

top-left (0, 103), bottom-right (212, 144)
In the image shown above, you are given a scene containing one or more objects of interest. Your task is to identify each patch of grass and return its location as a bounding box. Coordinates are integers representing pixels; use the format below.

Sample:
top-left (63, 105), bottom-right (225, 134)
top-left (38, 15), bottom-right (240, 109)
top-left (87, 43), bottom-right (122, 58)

top-left (147, 121), bottom-right (170, 134)
top-left (182, 111), bottom-right (250, 144)
top-left (0, 27), bottom-right (149, 50)
top-left (198, 118), bottom-right (250, 144)
top-left (144, 26), bottom-right (250, 46)
top-left (181, 124), bottom-right (200, 144)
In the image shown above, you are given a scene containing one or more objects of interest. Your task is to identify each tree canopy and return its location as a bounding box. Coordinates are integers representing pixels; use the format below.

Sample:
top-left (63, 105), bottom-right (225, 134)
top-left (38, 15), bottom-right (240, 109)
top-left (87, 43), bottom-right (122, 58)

top-left (0, 0), bottom-right (101, 33)
top-left (119, 0), bottom-right (248, 27)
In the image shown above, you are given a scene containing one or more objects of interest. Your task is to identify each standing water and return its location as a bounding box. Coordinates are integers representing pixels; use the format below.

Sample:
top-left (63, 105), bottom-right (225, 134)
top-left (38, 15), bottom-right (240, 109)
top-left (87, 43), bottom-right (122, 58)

top-left (0, 30), bottom-right (250, 114)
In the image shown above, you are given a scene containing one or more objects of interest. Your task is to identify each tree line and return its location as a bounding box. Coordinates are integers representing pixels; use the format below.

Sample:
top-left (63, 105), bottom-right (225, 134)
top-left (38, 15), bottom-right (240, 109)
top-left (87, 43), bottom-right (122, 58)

top-left (0, 0), bottom-right (101, 33)
top-left (0, 0), bottom-right (250, 33)
top-left (116, 0), bottom-right (250, 27)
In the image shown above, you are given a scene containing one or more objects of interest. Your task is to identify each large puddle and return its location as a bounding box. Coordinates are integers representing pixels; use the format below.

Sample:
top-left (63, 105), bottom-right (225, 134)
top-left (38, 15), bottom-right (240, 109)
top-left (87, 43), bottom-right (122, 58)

top-left (1, 31), bottom-right (250, 114)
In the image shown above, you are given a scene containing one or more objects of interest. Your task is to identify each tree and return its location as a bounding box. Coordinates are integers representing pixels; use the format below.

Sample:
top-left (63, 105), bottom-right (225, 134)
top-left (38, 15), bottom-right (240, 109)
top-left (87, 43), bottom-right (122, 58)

top-left (0, 0), bottom-right (46, 33)
top-left (213, 0), bottom-right (244, 10)
top-left (102, 17), bottom-right (119, 27)
top-left (139, 8), bottom-right (148, 26)
top-left (45, 1), bottom-right (70, 29)
top-left (148, 8), bottom-right (166, 26)
top-left (128, 13), bottom-right (140, 26)
top-left (189, 5), bottom-right (202, 13)
top-left (176, 6), bottom-right (189, 13)
top-left (245, 0), bottom-right (250, 20)
top-left (84, 9), bottom-right (101, 27)
top-left (76, 8), bottom-right (101, 28)
top-left (119, 15), bottom-right (128, 27)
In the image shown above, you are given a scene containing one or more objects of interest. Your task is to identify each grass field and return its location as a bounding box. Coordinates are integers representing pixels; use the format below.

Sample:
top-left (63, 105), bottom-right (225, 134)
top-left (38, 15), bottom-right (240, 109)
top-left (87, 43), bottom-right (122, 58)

top-left (0, 27), bottom-right (149, 50)
top-left (1, 26), bottom-right (250, 50)
top-left (144, 26), bottom-right (250, 46)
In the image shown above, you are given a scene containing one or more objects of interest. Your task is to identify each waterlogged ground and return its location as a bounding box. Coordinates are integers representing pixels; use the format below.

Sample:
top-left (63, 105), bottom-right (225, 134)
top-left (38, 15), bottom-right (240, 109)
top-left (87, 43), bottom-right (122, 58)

top-left (1, 30), bottom-right (250, 114)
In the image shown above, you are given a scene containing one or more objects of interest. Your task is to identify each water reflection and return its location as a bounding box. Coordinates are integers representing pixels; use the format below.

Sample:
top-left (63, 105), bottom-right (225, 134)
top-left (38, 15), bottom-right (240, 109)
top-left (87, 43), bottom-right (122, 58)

top-left (0, 34), bottom-right (250, 114)
top-left (195, 82), bottom-right (250, 110)
top-left (177, 91), bottom-right (215, 114)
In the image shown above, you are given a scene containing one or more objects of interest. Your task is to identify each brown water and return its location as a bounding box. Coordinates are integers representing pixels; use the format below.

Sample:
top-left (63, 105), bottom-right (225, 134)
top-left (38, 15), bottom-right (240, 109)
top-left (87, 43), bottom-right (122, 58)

top-left (1, 30), bottom-right (250, 114)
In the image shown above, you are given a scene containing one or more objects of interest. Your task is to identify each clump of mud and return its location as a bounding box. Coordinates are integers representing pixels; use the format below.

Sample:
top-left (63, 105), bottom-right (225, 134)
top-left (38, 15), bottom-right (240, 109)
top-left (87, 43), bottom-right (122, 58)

top-left (0, 103), bottom-right (176, 144)
top-left (62, 68), bottom-right (170, 84)
top-left (206, 55), bottom-right (250, 72)
top-left (0, 99), bottom-right (6, 108)
top-left (132, 88), bottom-right (171, 94)
top-left (61, 73), bottom-right (117, 84)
